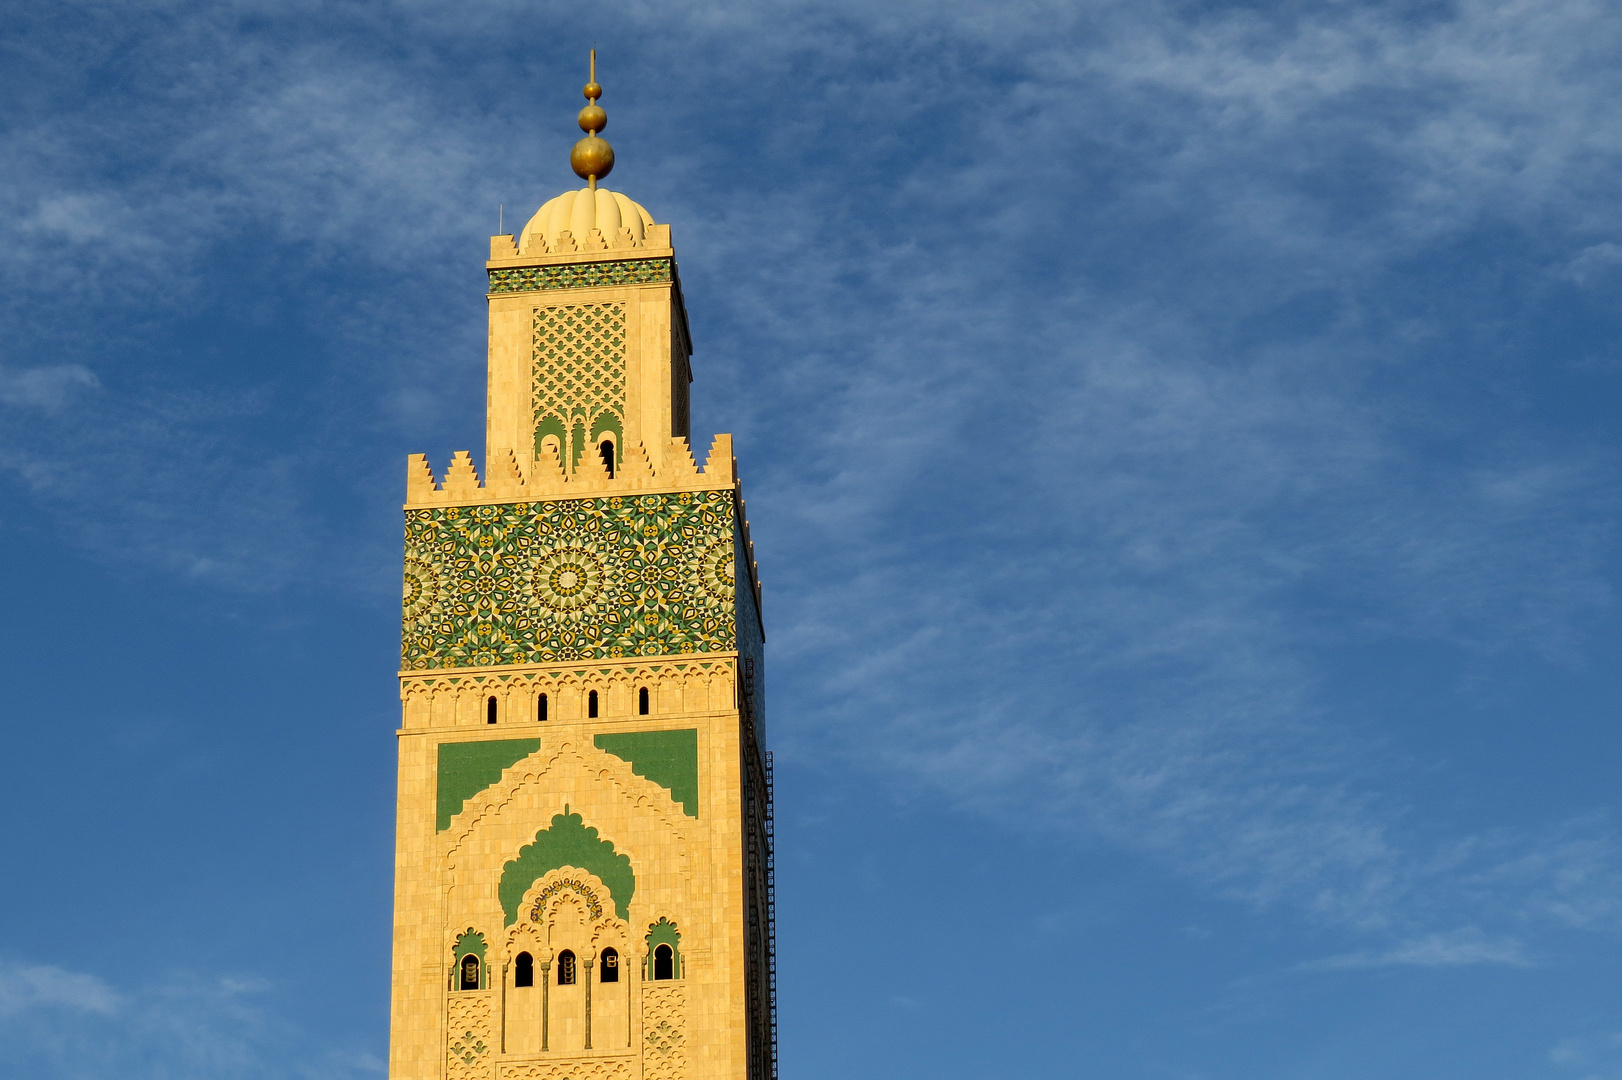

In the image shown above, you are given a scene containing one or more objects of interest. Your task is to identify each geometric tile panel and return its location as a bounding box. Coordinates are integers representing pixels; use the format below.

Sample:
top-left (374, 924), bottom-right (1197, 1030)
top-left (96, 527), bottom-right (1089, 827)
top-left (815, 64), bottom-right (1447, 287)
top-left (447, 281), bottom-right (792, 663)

top-left (532, 302), bottom-right (625, 470)
top-left (488, 257), bottom-right (673, 294)
top-left (402, 490), bottom-right (738, 670)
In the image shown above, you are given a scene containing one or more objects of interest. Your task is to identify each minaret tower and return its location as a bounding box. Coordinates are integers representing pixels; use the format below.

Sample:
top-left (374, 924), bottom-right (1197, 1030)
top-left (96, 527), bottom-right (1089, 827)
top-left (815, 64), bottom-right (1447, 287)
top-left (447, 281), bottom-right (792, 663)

top-left (390, 56), bottom-right (773, 1080)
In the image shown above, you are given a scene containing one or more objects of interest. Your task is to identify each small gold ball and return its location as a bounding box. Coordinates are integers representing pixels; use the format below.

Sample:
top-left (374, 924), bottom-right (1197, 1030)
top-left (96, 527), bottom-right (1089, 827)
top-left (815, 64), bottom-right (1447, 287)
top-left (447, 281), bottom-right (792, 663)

top-left (577, 103), bottom-right (606, 134)
top-left (571, 135), bottom-right (615, 180)
top-left (583, 82), bottom-right (601, 101)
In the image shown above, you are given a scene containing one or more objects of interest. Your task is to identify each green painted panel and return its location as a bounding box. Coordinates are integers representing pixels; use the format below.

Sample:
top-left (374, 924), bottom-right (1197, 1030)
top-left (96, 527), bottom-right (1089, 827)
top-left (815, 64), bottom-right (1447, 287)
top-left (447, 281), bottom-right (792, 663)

top-left (402, 491), bottom-right (738, 670)
top-left (488, 257), bottom-right (672, 294)
top-left (499, 807), bottom-right (635, 925)
top-left (453, 930), bottom-right (487, 963)
top-left (452, 929), bottom-right (488, 990)
top-left (593, 729), bottom-right (699, 818)
top-left (644, 916), bottom-right (683, 979)
top-left (437, 739), bottom-right (541, 832)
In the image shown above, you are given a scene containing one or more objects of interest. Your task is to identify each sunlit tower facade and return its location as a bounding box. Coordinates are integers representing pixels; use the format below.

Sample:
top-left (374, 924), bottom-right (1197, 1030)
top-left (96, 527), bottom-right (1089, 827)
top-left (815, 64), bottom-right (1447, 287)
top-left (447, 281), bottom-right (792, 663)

top-left (388, 58), bottom-right (774, 1080)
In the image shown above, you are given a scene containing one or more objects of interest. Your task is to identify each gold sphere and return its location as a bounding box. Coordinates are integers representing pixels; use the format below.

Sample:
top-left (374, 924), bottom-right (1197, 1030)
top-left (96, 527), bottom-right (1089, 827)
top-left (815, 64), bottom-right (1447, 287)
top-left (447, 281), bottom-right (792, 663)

top-left (577, 103), bottom-right (606, 134)
top-left (571, 135), bottom-right (615, 180)
top-left (583, 81), bottom-right (601, 101)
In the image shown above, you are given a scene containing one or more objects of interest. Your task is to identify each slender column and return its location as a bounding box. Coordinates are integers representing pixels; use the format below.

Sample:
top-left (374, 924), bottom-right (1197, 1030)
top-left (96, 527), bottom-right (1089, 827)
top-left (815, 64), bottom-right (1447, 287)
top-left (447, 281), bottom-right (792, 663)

top-left (499, 960), bottom-right (509, 1054)
top-left (540, 961), bottom-right (552, 1051)
top-left (584, 955), bottom-right (595, 1050)
top-left (626, 957), bottom-right (633, 1047)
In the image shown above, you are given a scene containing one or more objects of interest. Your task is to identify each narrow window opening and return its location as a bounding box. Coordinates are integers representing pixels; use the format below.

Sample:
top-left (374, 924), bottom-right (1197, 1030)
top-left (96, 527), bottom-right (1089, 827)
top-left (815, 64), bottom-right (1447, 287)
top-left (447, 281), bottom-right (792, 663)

top-left (486, 696), bottom-right (497, 724)
top-left (638, 687), bottom-right (649, 715)
top-left (588, 690), bottom-right (599, 718)
top-left (557, 949), bottom-right (577, 985)
top-left (598, 439), bottom-right (615, 478)
top-left (459, 954), bottom-right (481, 990)
top-left (600, 947), bottom-right (619, 983)
top-left (514, 951), bottom-right (534, 988)
top-left (537, 693), bottom-right (548, 723)
top-left (653, 944), bottom-right (674, 981)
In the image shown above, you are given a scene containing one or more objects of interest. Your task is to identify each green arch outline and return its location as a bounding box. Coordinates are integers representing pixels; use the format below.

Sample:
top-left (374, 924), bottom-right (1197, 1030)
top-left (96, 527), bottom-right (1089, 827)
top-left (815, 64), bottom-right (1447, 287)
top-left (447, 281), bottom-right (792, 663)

top-left (499, 806), bottom-right (635, 925)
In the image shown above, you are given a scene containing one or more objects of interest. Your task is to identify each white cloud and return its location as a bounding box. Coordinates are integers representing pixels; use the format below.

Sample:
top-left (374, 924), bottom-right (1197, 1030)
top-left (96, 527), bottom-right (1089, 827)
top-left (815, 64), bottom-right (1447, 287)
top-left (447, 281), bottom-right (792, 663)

top-left (0, 963), bottom-right (119, 1015)
top-left (0, 0), bottom-right (1619, 961)
top-left (0, 364), bottom-right (98, 410)
top-left (1312, 928), bottom-right (1531, 969)
top-left (0, 959), bottom-right (382, 1080)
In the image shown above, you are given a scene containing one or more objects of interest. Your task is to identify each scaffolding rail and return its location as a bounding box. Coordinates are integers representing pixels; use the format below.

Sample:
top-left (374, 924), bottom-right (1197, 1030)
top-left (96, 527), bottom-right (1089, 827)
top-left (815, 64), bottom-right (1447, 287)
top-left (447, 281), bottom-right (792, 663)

top-left (765, 748), bottom-right (778, 1080)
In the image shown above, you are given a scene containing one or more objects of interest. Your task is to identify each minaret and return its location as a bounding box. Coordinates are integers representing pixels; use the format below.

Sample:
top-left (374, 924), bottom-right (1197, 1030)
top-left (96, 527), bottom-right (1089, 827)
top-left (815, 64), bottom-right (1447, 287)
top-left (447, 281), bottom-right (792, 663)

top-left (391, 56), bottom-right (773, 1080)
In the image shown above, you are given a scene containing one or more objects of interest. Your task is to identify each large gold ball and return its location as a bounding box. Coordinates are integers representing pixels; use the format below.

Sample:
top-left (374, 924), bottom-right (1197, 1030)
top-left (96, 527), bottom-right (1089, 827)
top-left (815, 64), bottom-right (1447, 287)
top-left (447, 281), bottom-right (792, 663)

top-left (571, 135), bottom-right (615, 180)
top-left (577, 103), bottom-right (606, 134)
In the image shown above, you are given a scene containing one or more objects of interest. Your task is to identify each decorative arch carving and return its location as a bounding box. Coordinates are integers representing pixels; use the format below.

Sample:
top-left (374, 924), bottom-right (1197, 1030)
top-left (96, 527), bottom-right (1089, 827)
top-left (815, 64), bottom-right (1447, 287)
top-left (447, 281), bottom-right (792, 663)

top-left (498, 806), bottom-right (634, 924)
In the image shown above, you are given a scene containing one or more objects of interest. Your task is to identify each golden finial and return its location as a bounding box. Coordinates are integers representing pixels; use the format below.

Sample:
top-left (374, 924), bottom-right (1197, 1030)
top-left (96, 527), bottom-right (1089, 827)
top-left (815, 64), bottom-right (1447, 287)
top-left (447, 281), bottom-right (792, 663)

top-left (571, 49), bottom-right (614, 190)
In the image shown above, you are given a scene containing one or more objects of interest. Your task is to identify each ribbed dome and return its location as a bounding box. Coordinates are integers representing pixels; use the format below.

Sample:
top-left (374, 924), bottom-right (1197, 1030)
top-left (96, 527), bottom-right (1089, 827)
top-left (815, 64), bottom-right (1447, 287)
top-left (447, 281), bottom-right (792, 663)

top-left (518, 187), bottom-right (655, 253)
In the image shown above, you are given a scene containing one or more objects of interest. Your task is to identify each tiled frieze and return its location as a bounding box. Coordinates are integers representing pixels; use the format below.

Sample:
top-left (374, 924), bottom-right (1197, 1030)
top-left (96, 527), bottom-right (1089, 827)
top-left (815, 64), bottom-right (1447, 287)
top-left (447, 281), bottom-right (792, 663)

top-left (402, 490), bottom-right (738, 670)
top-left (400, 660), bottom-right (737, 728)
top-left (488, 257), bottom-right (673, 295)
top-left (499, 1059), bottom-right (635, 1080)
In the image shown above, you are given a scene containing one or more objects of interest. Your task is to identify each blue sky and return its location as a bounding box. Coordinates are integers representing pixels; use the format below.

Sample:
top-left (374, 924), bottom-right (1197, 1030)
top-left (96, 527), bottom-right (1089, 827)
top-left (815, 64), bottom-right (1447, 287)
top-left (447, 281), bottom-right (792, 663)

top-left (2, 0), bottom-right (1621, 1076)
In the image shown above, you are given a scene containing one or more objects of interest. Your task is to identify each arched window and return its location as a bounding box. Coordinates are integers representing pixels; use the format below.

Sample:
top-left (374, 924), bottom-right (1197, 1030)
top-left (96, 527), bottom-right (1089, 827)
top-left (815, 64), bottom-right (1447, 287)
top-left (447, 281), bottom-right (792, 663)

top-left (557, 949), bottom-right (577, 985)
top-left (588, 690), bottom-right (599, 718)
top-left (486, 696), bottom-right (497, 724)
top-left (638, 687), bottom-right (649, 715)
top-left (598, 439), bottom-right (615, 478)
top-left (600, 946), bottom-right (619, 983)
top-left (514, 951), bottom-right (534, 988)
top-left (537, 693), bottom-right (548, 723)
top-left (645, 917), bottom-right (682, 981)
top-left (460, 953), bottom-right (481, 990)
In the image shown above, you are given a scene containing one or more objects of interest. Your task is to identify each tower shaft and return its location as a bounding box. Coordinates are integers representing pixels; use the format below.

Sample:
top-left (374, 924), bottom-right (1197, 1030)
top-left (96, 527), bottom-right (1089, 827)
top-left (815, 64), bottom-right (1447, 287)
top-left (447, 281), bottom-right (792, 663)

top-left (389, 185), bottom-right (769, 1080)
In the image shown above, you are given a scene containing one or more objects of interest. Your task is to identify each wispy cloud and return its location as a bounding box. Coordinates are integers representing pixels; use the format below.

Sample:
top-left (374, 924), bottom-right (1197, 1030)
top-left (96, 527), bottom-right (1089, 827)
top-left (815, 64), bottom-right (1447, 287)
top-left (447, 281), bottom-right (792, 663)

top-left (0, 0), bottom-right (1619, 975)
top-left (0, 960), bottom-right (382, 1079)
top-left (0, 364), bottom-right (98, 410)
top-left (1311, 928), bottom-right (1531, 969)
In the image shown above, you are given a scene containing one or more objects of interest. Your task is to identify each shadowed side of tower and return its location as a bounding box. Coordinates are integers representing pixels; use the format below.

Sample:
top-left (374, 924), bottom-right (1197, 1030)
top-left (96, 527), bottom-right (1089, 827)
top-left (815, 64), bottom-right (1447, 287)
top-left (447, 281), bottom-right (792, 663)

top-left (389, 58), bottom-right (773, 1080)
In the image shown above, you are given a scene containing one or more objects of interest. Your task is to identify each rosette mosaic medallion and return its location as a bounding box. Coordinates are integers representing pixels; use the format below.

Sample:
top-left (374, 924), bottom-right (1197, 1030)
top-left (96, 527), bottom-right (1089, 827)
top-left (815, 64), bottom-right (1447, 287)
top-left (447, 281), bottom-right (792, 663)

top-left (402, 489), bottom-right (738, 669)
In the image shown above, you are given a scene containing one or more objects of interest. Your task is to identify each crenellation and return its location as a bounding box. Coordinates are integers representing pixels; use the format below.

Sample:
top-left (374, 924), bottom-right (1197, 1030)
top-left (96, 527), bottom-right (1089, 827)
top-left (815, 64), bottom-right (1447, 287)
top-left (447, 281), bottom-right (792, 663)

top-left (407, 453), bottom-right (437, 502)
top-left (443, 450), bottom-right (482, 499)
top-left (403, 439), bottom-right (738, 507)
top-left (485, 448), bottom-right (525, 498)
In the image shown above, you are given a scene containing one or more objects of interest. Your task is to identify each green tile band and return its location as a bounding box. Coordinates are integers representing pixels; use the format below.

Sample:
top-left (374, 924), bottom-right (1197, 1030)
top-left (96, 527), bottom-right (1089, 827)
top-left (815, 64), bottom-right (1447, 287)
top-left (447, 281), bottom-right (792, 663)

top-left (489, 258), bottom-right (673, 294)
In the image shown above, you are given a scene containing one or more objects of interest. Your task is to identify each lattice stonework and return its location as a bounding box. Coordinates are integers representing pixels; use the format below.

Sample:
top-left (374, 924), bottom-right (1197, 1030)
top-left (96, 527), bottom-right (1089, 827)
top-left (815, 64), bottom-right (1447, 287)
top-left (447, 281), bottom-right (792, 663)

top-left (498, 1060), bottom-right (635, 1080)
top-left (402, 491), bottom-right (738, 670)
top-left (489, 258), bottom-right (673, 294)
top-left (446, 993), bottom-right (494, 1080)
top-left (643, 983), bottom-right (688, 1080)
top-left (532, 302), bottom-right (626, 470)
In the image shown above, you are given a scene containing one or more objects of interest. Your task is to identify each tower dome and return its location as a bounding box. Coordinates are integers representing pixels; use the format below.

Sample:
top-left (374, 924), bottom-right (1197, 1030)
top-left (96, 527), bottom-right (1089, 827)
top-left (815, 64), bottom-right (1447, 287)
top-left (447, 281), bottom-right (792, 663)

top-left (516, 187), bottom-right (655, 254)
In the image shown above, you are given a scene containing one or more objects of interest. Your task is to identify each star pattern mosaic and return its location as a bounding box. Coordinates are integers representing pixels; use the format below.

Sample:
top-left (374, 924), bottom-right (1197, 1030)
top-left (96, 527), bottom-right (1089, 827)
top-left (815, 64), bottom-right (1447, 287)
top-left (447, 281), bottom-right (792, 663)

top-left (487, 257), bottom-right (673, 294)
top-left (402, 490), bottom-right (739, 669)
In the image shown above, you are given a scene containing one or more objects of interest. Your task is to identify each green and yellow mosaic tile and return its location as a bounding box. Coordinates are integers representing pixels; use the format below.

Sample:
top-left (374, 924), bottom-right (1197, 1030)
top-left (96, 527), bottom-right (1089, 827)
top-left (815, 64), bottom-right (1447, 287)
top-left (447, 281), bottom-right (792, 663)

top-left (402, 490), bottom-right (738, 670)
top-left (488, 258), bottom-right (673, 294)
